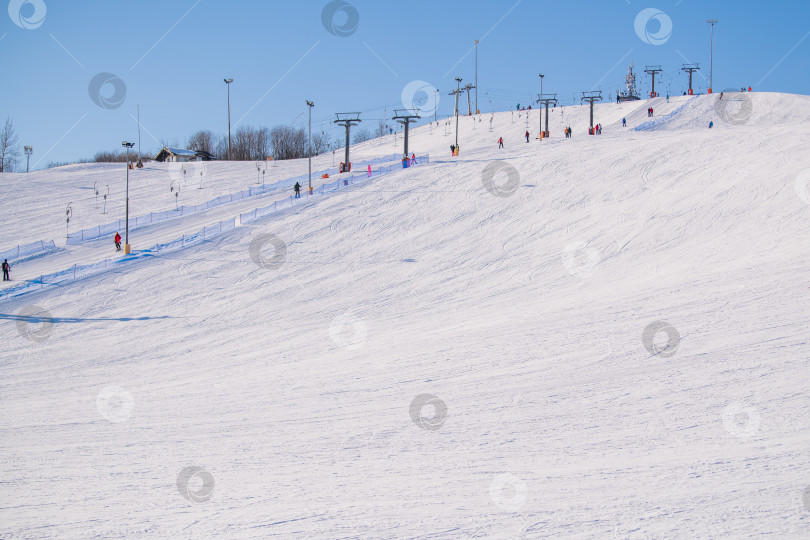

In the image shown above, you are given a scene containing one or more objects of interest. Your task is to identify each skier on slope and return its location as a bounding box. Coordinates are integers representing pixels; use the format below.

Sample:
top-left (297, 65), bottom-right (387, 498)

top-left (525, 131), bottom-right (530, 143)
top-left (450, 144), bottom-right (455, 156)
top-left (114, 232), bottom-right (122, 251)
top-left (498, 137), bottom-right (503, 148)
top-left (294, 182), bottom-right (301, 198)
top-left (1, 259), bottom-right (10, 281)
top-left (622, 118), bottom-right (626, 127)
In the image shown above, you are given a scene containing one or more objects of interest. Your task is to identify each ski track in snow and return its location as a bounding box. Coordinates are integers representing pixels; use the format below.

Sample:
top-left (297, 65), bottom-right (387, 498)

top-left (1, 93), bottom-right (810, 538)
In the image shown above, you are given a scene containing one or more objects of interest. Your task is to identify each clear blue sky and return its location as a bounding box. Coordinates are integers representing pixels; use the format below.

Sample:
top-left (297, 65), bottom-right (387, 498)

top-left (2, 0), bottom-right (808, 168)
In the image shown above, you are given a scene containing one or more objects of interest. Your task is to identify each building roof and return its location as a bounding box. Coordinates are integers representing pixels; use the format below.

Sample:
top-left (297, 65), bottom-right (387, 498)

top-left (164, 147), bottom-right (198, 157)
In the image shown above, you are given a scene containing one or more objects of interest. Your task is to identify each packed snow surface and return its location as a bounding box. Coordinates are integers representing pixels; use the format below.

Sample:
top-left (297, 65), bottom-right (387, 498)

top-left (1, 93), bottom-right (810, 538)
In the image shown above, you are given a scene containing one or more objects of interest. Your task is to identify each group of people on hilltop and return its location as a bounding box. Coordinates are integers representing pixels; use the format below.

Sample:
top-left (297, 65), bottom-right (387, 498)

top-left (516, 104), bottom-right (532, 111)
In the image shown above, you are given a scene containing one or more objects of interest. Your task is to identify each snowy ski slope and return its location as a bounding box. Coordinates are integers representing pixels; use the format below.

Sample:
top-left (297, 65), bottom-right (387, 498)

top-left (1, 92), bottom-right (810, 538)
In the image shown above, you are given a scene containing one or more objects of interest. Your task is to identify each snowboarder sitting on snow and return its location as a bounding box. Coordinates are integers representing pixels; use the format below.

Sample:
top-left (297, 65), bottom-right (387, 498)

top-left (1, 259), bottom-right (10, 281)
top-left (294, 182), bottom-right (301, 198)
top-left (114, 232), bottom-right (122, 251)
top-left (498, 137), bottom-right (503, 148)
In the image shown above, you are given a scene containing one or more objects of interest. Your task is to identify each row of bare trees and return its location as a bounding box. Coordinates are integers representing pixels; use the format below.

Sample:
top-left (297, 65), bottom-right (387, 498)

top-left (186, 125), bottom-right (336, 161)
top-left (0, 117), bottom-right (20, 172)
top-left (2, 116), bottom-right (389, 169)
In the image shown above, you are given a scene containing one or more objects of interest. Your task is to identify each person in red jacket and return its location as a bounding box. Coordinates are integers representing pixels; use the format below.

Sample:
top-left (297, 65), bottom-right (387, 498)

top-left (525, 131), bottom-right (530, 143)
top-left (498, 137), bottom-right (503, 148)
top-left (114, 232), bottom-right (122, 251)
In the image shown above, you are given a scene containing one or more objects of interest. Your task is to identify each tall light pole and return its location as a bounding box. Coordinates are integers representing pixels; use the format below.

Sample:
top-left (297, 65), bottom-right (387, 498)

top-left (24, 145), bottom-right (32, 173)
top-left (454, 77), bottom-right (462, 148)
top-left (306, 100), bottom-right (314, 192)
top-left (474, 40), bottom-right (480, 114)
top-left (121, 141), bottom-right (134, 254)
top-left (539, 73), bottom-right (544, 136)
top-left (224, 78), bottom-right (233, 160)
top-left (435, 88), bottom-right (438, 122)
top-left (707, 19), bottom-right (718, 93)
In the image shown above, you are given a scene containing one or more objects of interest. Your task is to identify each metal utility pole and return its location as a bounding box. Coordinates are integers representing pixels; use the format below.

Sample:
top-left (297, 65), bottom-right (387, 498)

top-left (474, 40), bottom-right (479, 114)
top-left (463, 83), bottom-right (475, 115)
top-left (537, 94), bottom-right (557, 138)
top-left (644, 66), bottom-right (663, 97)
top-left (393, 109), bottom-right (421, 159)
top-left (24, 145), bottom-right (32, 172)
top-left (334, 112), bottom-right (362, 173)
top-left (448, 77), bottom-right (462, 148)
top-left (707, 19), bottom-right (718, 93)
top-left (137, 105), bottom-right (141, 157)
top-left (306, 100), bottom-right (314, 192)
top-left (681, 64), bottom-right (700, 95)
top-left (224, 78), bottom-right (233, 159)
top-left (580, 91), bottom-right (602, 133)
top-left (121, 141), bottom-right (134, 254)
top-left (434, 89), bottom-right (439, 122)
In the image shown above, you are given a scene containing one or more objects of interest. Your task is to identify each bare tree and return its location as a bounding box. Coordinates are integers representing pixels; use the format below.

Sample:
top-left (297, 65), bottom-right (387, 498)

top-left (187, 130), bottom-right (215, 153)
top-left (231, 125), bottom-right (255, 161)
top-left (159, 137), bottom-right (181, 149)
top-left (93, 150), bottom-right (131, 162)
top-left (255, 127), bottom-right (270, 160)
top-left (376, 119), bottom-right (388, 138)
top-left (270, 125), bottom-right (307, 160)
top-left (0, 117), bottom-right (20, 172)
top-left (352, 128), bottom-right (374, 144)
top-left (311, 132), bottom-right (330, 155)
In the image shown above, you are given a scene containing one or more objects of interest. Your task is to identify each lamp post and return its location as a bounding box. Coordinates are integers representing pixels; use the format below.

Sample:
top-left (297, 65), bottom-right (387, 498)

top-left (306, 100), bottom-right (314, 192)
top-left (707, 19), bottom-right (718, 93)
top-left (224, 78), bottom-right (233, 159)
top-left (474, 40), bottom-right (479, 114)
top-left (24, 145), bottom-right (32, 173)
top-left (122, 141), bottom-right (134, 254)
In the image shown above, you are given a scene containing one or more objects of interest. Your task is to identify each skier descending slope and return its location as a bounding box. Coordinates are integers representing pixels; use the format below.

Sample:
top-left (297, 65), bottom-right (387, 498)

top-left (1, 259), bottom-right (10, 281)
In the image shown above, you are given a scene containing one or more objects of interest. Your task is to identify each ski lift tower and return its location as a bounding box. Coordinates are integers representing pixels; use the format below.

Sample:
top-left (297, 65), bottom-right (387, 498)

top-left (536, 94), bottom-right (558, 138)
top-left (334, 112), bottom-right (362, 172)
top-left (463, 83), bottom-right (476, 116)
top-left (392, 109), bottom-right (420, 159)
top-left (681, 64), bottom-right (700, 95)
top-left (581, 91), bottom-right (602, 134)
top-left (644, 65), bottom-right (663, 98)
top-left (618, 63), bottom-right (641, 102)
